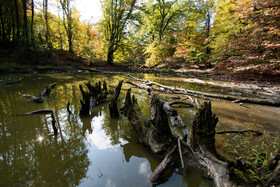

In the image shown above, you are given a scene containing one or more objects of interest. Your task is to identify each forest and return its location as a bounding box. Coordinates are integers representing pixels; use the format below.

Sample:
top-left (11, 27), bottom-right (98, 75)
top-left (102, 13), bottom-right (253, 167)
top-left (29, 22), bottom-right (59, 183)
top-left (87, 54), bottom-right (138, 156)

top-left (0, 0), bottom-right (279, 74)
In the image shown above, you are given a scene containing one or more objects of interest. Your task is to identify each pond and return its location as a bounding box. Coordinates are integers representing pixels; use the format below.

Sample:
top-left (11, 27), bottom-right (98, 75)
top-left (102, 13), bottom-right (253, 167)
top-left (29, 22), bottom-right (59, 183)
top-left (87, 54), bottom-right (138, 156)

top-left (0, 72), bottom-right (279, 186)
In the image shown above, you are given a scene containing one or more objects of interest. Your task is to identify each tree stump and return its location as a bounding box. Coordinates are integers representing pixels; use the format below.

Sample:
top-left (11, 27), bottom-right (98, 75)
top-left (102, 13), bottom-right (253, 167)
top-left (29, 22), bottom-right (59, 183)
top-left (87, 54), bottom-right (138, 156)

top-left (189, 101), bottom-right (218, 155)
top-left (109, 80), bottom-right (123, 118)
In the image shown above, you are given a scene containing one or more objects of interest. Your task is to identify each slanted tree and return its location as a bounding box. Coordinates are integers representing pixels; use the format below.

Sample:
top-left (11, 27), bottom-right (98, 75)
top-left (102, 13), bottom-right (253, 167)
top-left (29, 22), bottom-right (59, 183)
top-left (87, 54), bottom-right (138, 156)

top-left (100, 0), bottom-right (137, 65)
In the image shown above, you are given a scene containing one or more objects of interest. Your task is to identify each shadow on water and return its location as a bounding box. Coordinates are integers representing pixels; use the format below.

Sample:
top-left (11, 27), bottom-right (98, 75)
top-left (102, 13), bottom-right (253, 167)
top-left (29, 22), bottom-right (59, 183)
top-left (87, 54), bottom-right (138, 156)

top-left (1, 72), bottom-right (279, 186)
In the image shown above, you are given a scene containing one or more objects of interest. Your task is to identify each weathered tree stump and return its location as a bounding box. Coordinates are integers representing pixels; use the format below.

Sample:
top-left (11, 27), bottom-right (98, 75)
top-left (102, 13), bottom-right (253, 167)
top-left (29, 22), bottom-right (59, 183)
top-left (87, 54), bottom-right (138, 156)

top-left (189, 101), bottom-right (218, 155)
top-left (41, 83), bottom-right (57, 97)
top-left (109, 80), bottom-right (123, 118)
top-left (122, 89), bottom-right (175, 155)
top-left (79, 81), bottom-right (109, 117)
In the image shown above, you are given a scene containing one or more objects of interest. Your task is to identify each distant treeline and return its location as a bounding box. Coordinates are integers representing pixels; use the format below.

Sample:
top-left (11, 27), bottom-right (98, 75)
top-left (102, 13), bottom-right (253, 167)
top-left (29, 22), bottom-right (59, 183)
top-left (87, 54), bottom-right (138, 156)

top-left (0, 0), bottom-right (279, 66)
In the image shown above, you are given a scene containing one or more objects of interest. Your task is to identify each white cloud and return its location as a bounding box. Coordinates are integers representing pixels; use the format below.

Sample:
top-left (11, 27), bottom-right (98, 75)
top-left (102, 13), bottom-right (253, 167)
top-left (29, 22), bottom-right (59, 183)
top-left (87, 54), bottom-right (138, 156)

top-left (139, 161), bottom-right (151, 178)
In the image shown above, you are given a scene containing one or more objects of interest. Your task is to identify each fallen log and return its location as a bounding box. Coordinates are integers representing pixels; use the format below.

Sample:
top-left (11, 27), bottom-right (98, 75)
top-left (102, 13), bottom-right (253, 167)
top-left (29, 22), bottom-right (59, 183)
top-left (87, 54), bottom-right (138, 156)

top-left (125, 75), bottom-right (280, 107)
top-left (22, 94), bottom-right (43, 103)
top-left (216, 129), bottom-right (263, 136)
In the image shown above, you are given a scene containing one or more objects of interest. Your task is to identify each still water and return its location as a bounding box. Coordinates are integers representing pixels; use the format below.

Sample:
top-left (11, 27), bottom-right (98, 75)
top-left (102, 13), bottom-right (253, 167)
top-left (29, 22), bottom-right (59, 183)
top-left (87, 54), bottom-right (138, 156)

top-left (0, 72), bottom-right (279, 186)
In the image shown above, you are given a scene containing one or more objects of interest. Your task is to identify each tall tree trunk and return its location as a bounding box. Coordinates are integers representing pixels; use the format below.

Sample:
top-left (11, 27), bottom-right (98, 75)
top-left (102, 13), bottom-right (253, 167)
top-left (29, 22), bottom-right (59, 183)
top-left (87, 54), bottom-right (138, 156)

top-left (205, 8), bottom-right (211, 55)
top-left (31, 0), bottom-right (34, 46)
top-left (60, 0), bottom-right (74, 53)
top-left (44, 0), bottom-right (50, 49)
top-left (68, 31), bottom-right (73, 53)
top-left (12, 8), bottom-right (15, 43)
top-left (0, 4), bottom-right (6, 44)
top-left (107, 45), bottom-right (114, 65)
top-left (14, 0), bottom-right (20, 42)
top-left (22, 0), bottom-right (28, 45)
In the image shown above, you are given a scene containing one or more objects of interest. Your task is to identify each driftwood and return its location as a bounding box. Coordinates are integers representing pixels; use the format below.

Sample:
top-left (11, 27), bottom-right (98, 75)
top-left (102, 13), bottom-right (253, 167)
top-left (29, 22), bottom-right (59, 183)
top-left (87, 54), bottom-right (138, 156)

top-left (125, 76), bottom-right (280, 107)
top-left (41, 83), bottom-right (57, 97)
top-left (216, 129), bottom-right (263, 136)
top-left (109, 80), bottom-right (123, 118)
top-left (22, 94), bottom-right (43, 103)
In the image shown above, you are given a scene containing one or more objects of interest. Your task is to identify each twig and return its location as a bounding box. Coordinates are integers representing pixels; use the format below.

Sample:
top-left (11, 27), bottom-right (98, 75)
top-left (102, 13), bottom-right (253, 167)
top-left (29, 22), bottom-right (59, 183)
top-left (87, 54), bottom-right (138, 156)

top-left (216, 129), bottom-right (263, 136)
top-left (178, 138), bottom-right (185, 169)
top-left (98, 168), bottom-right (103, 178)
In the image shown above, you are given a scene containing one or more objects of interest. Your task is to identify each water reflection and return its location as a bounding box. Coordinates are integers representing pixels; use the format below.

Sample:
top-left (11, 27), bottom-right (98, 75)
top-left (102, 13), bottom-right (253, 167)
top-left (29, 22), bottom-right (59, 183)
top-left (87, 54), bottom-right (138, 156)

top-left (3, 73), bottom-right (278, 187)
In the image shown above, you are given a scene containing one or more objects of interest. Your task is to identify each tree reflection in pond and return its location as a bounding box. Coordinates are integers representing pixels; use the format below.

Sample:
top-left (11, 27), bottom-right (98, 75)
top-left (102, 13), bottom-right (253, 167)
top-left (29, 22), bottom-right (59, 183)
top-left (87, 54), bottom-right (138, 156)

top-left (0, 73), bottom-right (215, 187)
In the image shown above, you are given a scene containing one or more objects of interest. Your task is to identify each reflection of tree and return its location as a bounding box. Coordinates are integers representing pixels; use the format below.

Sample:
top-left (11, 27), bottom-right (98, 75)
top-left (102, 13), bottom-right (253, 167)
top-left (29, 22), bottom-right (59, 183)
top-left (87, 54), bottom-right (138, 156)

top-left (0, 83), bottom-right (90, 186)
top-left (100, 103), bottom-right (132, 146)
top-left (81, 115), bottom-right (93, 135)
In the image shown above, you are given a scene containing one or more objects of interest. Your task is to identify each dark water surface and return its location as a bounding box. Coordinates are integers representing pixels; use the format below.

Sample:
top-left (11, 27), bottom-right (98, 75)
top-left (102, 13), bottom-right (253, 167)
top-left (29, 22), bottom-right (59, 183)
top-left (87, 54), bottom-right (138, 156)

top-left (0, 72), bottom-right (279, 186)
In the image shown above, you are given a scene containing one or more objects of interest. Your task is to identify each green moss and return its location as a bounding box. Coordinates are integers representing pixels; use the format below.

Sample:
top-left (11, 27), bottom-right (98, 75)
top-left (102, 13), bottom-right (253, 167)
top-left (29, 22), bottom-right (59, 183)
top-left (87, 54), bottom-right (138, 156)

top-left (248, 169), bottom-right (262, 184)
top-left (234, 169), bottom-right (247, 183)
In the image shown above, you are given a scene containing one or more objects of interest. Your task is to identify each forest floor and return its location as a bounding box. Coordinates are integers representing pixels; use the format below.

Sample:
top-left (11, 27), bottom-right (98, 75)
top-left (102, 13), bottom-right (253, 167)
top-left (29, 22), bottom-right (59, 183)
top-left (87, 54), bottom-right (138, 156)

top-left (1, 48), bottom-right (279, 92)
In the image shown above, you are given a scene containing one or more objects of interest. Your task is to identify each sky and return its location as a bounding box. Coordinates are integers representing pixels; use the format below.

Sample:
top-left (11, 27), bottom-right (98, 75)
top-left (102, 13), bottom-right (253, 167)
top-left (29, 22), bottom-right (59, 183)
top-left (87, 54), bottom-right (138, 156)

top-left (74, 0), bottom-right (102, 22)
top-left (46, 0), bottom-right (102, 23)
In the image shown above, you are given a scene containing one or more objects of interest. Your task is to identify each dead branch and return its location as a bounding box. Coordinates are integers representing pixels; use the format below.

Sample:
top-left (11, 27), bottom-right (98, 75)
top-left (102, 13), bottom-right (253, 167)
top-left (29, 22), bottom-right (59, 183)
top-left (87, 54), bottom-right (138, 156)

top-left (125, 75), bottom-right (280, 107)
top-left (149, 145), bottom-right (177, 183)
top-left (216, 129), bottom-right (263, 136)
top-left (178, 139), bottom-right (184, 169)
top-left (22, 94), bottom-right (43, 103)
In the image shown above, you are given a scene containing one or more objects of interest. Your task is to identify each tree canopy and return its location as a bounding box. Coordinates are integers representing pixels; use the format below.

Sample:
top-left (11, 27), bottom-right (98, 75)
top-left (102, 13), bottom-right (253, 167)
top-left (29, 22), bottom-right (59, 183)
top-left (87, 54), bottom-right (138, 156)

top-left (0, 0), bottom-right (279, 67)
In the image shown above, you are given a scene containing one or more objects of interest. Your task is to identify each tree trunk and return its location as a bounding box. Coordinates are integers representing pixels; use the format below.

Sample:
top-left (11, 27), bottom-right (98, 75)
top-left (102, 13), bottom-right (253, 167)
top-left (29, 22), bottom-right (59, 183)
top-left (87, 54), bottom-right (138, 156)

top-left (0, 4), bottom-right (6, 43)
top-left (44, 0), bottom-right (50, 49)
top-left (22, 0), bottom-right (28, 45)
top-left (31, 0), bottom-right (34, 46)
top-left (14, 0), bottom-right (20, 42)
top-left (107, 45), bottom-right (114, 65)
